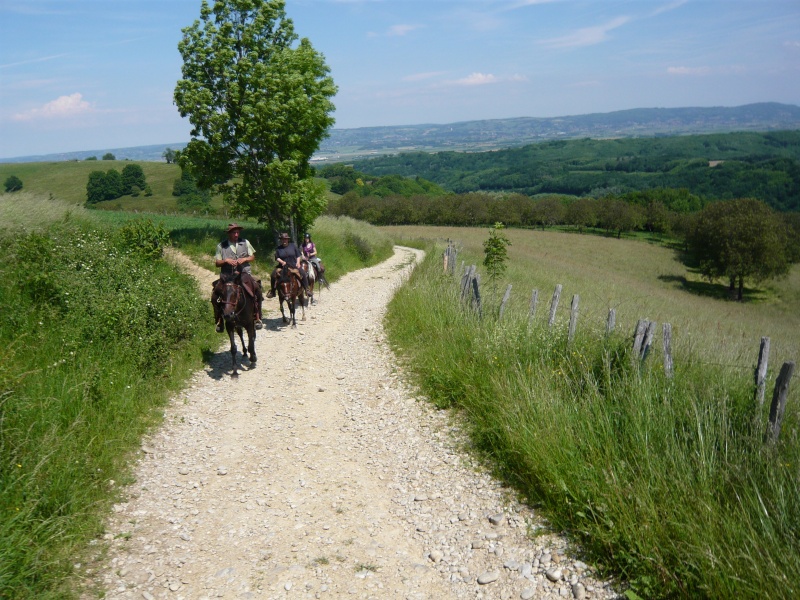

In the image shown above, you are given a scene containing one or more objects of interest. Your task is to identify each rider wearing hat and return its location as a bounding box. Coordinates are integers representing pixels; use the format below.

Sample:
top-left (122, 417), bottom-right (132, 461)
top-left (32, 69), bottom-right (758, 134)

top-left (267, 232), bottom-right (311, 298)
top-left (212, 223), bottom-right (264, 331)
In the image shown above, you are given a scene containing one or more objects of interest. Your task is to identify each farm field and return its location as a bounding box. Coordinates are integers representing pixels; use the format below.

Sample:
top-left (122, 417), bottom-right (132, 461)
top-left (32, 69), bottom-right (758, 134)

top-left (383, 225), bottom-right (800, 367)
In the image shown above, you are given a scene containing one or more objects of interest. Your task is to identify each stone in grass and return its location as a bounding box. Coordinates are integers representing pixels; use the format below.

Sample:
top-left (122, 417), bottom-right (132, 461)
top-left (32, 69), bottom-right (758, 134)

top-left (572, 582), bottom-right (586, 599)
top-left (477, 571), bottom-right (500, 585)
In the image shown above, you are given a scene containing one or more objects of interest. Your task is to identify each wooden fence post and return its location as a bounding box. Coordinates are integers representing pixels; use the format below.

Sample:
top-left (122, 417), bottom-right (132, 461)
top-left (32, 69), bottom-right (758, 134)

top-left (606, 308), bottom-right (616, 336)
top-left (765, 361), bottom-right (796, 444)
top-left (640, 320), bottom-right (657, 362)
top-left (754, 337), bottom-right (770, 406)
top-left (471, 273), bottom-right (482, 318)
top-left (499, 284), bottom-right (512, 320)
top-left (632, 319), bottom-right (647, 358)
top-left (461, 265), bottom-right (475, 300)
top-left (548, 284), bottom-right (562, 328)
top-left (662, 323), bottom-right (674, 379)
top-left (568, 294), bottom-right (579, 344)
top-left (528, 289), bottom-right (539, 327)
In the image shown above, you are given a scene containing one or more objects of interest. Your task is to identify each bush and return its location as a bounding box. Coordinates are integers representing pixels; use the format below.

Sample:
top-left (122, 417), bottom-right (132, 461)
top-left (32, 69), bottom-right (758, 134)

top-left (3, 175), bottom-right (23, 192)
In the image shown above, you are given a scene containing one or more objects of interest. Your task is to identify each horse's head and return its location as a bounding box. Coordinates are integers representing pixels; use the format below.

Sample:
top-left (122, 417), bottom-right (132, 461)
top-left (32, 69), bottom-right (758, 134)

top-left (218, 278), bottom-right (244, 322)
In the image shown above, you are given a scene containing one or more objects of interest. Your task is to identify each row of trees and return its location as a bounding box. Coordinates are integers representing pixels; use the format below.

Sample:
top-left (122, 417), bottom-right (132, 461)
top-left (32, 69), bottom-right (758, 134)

top-left (326, 188), bottom-right (699, 237)
top-left (86, 164), bottom-right (150, 205)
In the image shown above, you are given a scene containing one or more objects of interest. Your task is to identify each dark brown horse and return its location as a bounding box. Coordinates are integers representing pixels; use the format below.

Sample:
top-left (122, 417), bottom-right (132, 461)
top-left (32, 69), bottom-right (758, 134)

top-left (216, 274), bottom-right (257, 376)
top-left (277, 264), bottom-right (305, 327)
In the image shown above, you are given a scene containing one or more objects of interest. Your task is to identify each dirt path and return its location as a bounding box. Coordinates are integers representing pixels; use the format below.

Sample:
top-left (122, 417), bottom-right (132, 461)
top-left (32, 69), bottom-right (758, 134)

top-left (88, 247), bottom-right (615, 600)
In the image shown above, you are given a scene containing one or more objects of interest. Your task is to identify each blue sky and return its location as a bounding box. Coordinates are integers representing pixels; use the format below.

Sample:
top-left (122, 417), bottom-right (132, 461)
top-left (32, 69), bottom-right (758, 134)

top-left (1, 0), bottom-right (799, 158)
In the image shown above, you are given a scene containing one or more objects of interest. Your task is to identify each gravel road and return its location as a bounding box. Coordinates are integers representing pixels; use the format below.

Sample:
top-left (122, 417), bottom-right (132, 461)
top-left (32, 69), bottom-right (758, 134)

top-left (87, 246), bottom-right (618, 600)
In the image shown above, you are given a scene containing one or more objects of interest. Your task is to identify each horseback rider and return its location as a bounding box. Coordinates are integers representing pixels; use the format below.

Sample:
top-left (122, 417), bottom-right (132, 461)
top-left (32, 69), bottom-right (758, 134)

top-left (266, 232), bottom-right (312, 299)
top-left (301, 233), bottom-right (325, 277)
top-left (212, 223), bottom-right (264, 332)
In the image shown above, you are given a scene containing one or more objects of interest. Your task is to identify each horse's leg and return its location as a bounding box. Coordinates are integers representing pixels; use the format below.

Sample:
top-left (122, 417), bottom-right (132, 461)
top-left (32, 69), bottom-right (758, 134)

top-left (300, 292), bottom-right (306, 321)
top-left (227, 323), bottom-right (239, 377)
top-left (280, 298), bottom-right (288, 324)
top-left (247, 324), bottom-right (257, 365)
top-left (236, 326), bottom-right (247, 360)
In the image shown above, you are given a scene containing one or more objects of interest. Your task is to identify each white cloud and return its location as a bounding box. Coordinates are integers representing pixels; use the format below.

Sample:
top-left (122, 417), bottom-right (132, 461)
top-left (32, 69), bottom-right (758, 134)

top-left (387, 24), bottom-right (421, 37)
top-left (445, 72), bottom-right (528, 86)
top-left (453, 72), bottom-right (498, 86)
top-left (784, 40), bottom-right (800, 49)
top-left (541, 16), bottom-right (631, 48)
top-left (667, 66), bottom-right (712, 76)
top-left (13, 93), bottom-right (92, 121)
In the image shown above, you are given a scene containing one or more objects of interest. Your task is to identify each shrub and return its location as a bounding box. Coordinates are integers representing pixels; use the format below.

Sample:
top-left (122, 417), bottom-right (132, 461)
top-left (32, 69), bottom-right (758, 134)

top-left (3, 175), bottom-right (23, 193)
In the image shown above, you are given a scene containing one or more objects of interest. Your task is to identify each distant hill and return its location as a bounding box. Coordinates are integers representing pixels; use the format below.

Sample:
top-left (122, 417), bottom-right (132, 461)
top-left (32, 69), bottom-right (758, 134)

top-left (2, 103), bottom-right (799, 164)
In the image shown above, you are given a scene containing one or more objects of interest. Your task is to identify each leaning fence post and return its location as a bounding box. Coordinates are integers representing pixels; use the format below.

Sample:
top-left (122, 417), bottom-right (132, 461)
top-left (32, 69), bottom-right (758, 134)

top-left (568, 294), bottom-right (579, 344)
top-left (548, 284), bottom-right (562, 328)
top-left (461, 265), bottom-right (475, 300)
top-left (641, 320), bottom-right (657, 362)
top-left (471, 273), bottom-right (482, 318)
top-left (528, 289), bottom-right (539, 327)
top-left (662, 323), bottom-right (674, 379)
top-left (765, 361), bottom-right (796, 444)
top-left (499, 284), bottom-right (513, 320)
top-left (632, 319), bottom-right (647, 358)
top-left (754, 337), bottom-right (771, 406)
top-left (606, 308), bottom-right (616, 336)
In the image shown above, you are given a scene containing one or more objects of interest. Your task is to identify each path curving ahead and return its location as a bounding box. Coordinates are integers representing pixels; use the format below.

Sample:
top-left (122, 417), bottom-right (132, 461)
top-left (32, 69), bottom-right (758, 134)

top-left (87, 247), bottom-right (616, 600)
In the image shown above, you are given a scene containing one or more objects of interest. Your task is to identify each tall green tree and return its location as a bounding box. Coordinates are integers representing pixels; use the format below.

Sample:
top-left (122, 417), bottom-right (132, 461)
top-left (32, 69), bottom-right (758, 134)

top-left (121, 164), bottom-right (147, 195)
top-left (174, 0), bottom-right (337, 235)
top-left (688, 198), bottom-right (793, 300)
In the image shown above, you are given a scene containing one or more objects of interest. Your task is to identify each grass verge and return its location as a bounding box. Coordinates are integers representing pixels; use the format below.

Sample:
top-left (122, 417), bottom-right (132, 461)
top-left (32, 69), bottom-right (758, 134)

top-left (384, 245), bottom-right (799, 598)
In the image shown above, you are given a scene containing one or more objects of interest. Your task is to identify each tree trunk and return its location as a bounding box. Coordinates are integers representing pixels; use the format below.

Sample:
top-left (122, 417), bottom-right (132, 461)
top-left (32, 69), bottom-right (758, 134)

top-left (728, 277), bottom-right (737, 301)
top-left (738, 275), bottom-right (744, 301)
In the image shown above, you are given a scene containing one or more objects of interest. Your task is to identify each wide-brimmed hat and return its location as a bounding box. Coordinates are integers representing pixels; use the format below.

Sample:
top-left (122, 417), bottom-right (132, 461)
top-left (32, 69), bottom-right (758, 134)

top-left (279, 232), bottom-right (290, 239)
top-left (226, 223), bottom-right (243, 233)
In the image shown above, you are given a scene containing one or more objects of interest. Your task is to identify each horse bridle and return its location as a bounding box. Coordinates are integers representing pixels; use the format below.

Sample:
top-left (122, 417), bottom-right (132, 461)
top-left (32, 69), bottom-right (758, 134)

top-left (217, 282), bottom-right (247, 319)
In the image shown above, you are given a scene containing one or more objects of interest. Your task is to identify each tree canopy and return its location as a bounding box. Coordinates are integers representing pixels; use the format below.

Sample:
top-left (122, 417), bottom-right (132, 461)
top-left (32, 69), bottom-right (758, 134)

top-left (4, 175), bottom-right (23, 192)
top-left (174, 0), bottom-right (337, 236)
top-left (688, 198), bottom-right (794, 300)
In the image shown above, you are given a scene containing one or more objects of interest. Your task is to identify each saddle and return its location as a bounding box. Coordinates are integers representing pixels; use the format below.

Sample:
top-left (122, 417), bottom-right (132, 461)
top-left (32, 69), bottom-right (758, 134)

top-left (213, 272), bottom-right (260, 299)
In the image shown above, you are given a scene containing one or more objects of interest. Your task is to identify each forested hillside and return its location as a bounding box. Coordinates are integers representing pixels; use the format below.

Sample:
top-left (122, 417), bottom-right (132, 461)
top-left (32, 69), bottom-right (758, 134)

top-left (348, 131), bottom-right (800, 211)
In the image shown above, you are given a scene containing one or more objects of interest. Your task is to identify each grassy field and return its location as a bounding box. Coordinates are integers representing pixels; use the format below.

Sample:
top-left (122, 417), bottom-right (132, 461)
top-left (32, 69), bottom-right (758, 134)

top-left (382, 225), bottom-right (799, 598)
top-left (0, 160), bottom-right (192, 208)
top-left (0, 161), bottom-right (339, 217)
top-left (383, 225), bottom-right (800, 368)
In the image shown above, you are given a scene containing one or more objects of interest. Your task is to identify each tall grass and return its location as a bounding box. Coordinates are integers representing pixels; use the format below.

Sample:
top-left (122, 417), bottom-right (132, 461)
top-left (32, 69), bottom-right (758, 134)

top-left (385, 243), bottom-right (799, 598)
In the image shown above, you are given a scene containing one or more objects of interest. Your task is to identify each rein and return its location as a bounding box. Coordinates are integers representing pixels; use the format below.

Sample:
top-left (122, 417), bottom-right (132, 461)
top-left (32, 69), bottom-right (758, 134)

top-left (219, 282), bottom-right (248, 320)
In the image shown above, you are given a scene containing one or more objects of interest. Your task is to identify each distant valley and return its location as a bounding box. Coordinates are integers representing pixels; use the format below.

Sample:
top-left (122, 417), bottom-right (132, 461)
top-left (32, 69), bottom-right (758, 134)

top-left (3, 102), bottom-right (799, 164)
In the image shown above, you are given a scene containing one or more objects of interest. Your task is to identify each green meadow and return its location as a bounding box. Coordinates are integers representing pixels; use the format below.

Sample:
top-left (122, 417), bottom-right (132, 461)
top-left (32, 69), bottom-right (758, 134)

top-left (383, 225), bottom-right (799, 598)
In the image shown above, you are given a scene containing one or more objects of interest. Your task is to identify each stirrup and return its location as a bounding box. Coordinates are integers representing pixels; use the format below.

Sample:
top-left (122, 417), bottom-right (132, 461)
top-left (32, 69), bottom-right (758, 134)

top-left (215, 323), bottom-right (224, 333)
top-left (266, 290), bottom-right (275, 298)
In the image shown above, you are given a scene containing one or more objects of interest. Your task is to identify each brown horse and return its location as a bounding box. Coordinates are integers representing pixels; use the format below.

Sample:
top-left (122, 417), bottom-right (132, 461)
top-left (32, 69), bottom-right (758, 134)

top-left (216, 274), bottom-right (257, 376)
top-left (277, 264), bottom-right (305, 327)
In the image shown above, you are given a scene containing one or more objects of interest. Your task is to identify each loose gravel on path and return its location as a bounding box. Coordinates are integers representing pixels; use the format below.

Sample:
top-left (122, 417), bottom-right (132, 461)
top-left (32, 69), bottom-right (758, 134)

top-left (87, 247), bottom-right (618, 600)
